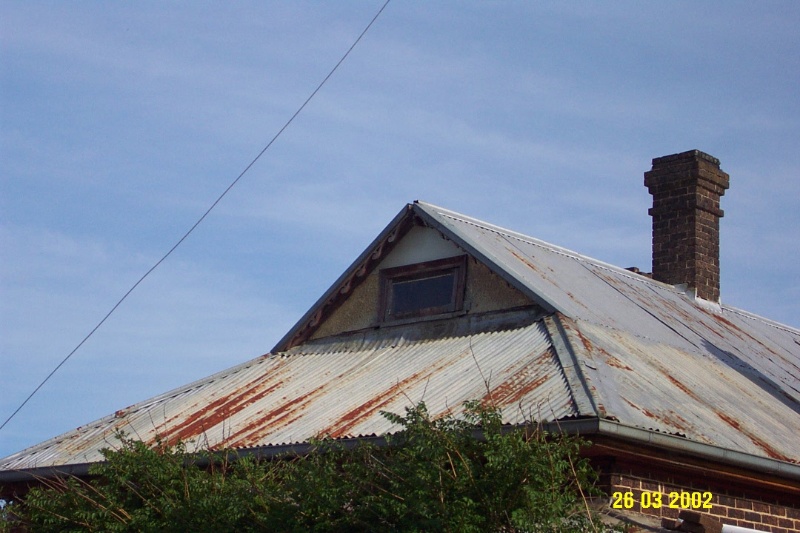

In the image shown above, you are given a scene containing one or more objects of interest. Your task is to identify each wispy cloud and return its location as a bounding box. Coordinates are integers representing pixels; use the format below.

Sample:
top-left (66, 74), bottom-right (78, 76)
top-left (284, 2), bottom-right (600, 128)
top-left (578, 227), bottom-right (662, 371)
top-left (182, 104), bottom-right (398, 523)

top-left (1, 1), bottom-right (798, 460)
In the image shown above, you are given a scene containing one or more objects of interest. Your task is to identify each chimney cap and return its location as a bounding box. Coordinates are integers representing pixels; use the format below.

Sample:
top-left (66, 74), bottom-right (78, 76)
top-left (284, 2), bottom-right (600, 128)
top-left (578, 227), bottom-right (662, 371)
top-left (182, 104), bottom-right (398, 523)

top-left (645, 149), bottom-right (729, 193)
top-left (651, 149), bottom-right (720, 167)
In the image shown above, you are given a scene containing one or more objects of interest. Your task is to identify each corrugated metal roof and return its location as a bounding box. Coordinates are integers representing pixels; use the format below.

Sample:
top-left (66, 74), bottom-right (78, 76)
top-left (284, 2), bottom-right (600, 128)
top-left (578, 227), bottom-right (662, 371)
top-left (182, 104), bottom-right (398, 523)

top-left (1, 311), bottom-right (576, 471)
top-left (412, 201), bottom-right (800, 463)
top-left (558, 315), bottom-right (799, 462)
top-left (3, 201), bottom-right (799, 477)
top-left (415, 201), bottom-right (800, 408)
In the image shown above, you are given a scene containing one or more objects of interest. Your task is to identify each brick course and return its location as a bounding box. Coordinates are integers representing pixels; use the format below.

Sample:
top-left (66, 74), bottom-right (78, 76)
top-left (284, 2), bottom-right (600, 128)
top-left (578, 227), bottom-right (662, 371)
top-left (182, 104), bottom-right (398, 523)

top-left (606, 463), bottom-right (800, 532)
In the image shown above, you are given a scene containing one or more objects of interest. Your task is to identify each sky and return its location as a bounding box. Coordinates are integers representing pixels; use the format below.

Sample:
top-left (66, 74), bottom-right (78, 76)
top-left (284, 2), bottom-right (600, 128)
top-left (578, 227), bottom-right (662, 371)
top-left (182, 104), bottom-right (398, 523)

top-left (1, 1), bottom-right (798, 460)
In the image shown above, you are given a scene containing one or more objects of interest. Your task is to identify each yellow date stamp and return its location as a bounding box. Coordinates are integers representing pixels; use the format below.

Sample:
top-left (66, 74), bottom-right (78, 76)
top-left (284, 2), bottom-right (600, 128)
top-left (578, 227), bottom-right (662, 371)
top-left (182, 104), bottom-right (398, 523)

top-left (611, 491), bottom-right (713, 510)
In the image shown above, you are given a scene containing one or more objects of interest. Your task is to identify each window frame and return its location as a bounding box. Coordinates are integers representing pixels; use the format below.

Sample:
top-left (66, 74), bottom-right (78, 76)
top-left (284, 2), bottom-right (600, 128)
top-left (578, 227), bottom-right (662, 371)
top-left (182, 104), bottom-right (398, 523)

top-left (379, 255), bottom-right (467, 323)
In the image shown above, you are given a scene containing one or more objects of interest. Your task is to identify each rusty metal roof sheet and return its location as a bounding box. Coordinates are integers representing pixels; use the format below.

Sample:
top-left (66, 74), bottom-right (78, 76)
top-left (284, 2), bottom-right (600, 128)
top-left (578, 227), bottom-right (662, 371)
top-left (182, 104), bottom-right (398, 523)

top-left (3, 201), bottom-right (799, 477)
top-left (557, 315), bottom-right (799, 462)
top-left (414, 201), bottom-right (799, 401)
top-left (1, 311), bottom-right (576, 471)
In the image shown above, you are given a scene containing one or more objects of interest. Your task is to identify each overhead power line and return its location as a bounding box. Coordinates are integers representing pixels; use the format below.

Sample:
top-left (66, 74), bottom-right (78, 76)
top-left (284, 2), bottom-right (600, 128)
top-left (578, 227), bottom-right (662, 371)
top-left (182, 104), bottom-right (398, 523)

top-left (0, 0), bottom-right (391, 433)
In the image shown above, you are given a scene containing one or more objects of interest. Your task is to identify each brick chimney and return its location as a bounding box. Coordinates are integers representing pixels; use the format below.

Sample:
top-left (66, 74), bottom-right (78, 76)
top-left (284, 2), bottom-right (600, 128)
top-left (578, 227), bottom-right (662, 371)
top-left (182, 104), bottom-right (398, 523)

top-left (644, 150), bottom-right (730, 302)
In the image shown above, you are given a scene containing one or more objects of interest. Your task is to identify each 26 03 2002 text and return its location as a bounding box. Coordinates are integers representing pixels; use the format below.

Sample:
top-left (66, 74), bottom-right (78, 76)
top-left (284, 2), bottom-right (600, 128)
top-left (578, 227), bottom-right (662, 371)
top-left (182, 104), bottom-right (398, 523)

top-left (611, 491), bottom-right (713, 510)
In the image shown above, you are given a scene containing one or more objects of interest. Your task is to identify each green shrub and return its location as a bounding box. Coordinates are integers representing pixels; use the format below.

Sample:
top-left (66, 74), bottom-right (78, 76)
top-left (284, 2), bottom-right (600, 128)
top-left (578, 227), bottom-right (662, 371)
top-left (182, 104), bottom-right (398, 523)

top-left (2, 402), bottom-right (616, 532)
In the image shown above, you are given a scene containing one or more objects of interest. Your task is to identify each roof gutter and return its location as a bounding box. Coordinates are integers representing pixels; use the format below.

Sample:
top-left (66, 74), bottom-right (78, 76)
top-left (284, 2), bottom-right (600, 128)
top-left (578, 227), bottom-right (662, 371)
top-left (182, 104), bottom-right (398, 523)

top-left (544, 418), bottom-right (800, 482)
top-left (0, 462), bottom-right (95, 487)
top-left (0, 436), bottom-right (392, 486)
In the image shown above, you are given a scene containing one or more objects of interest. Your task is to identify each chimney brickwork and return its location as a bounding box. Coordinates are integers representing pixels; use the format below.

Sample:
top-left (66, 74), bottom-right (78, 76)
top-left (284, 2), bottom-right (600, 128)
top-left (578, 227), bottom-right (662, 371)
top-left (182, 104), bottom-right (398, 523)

top-left (644, 150), bottom-right (729, 302)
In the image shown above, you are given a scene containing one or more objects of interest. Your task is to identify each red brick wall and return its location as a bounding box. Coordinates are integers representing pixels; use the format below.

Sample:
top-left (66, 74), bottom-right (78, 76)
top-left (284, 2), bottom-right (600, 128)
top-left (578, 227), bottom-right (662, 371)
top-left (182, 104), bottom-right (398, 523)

top-left (607, 465), bottom-right (800, 532)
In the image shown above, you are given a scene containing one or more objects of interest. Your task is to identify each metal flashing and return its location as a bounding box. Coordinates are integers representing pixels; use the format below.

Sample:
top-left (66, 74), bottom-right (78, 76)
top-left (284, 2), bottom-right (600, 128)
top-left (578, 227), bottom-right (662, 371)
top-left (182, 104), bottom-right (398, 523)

top-left (543, 314), bottom-right (599, 418)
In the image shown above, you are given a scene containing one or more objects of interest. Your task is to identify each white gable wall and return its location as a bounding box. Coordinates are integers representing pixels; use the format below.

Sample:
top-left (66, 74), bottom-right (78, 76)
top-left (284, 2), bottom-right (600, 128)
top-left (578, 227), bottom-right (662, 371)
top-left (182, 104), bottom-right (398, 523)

top-left (379, 225), bottom-right (464, 267)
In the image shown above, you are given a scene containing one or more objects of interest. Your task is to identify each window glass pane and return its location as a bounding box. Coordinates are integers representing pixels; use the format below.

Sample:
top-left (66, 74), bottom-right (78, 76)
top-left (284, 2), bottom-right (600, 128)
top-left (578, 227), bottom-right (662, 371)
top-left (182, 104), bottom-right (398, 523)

top-left (391, 272), bottom-right (455, 316)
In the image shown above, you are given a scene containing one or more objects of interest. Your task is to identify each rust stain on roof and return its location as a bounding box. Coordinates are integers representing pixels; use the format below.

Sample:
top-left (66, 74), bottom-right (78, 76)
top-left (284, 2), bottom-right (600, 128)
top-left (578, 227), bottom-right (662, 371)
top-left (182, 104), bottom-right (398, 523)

top-left (665, 374), bottom-right (701, 402)
top-left (586, 338), bottom-right (632, 371)
top-left (716, 411), bottom-right (740, 430)
top-left (323, 345), bottom-right (471, 439)
top-left (223, 384), bottom-right (324, 448)
top-left (507, 247), bottom-right (563, 290)
top-left (716, 411), bottom-right (792, 462)
top-left (484, 373), bottom-right (549, 407)
top-left (603, 354), bottom-right (633, 371)
top-left (556, 312), bottom-right (581, 341)
top-left (708, 311), bottom-right (787, 362)
top-left (621, 398), bottom-right (691, 434)
top-left (509, 248), bottom-right (542, 273)
top-left (479, 348), bottom-right (561, 415)
top-left (323, 375), bottom-right (420, 439)
top-left (156, 373), bottom-right (286, 446)
top-left (574, 327), bottom-right (594, 354)
top-left (622, 397), bottom-right (657, 420)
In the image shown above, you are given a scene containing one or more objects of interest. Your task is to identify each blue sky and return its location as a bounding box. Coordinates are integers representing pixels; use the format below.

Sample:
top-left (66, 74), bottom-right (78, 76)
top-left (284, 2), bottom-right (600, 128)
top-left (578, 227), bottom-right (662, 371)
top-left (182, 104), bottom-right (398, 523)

top-left (1, 1), bottom-right (798, 459)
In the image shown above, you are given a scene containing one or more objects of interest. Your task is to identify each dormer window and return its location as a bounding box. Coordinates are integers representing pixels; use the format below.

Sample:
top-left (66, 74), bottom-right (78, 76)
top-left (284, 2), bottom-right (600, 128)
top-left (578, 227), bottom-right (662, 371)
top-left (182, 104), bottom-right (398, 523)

top-left (379, 256), bottom-right (467, 322)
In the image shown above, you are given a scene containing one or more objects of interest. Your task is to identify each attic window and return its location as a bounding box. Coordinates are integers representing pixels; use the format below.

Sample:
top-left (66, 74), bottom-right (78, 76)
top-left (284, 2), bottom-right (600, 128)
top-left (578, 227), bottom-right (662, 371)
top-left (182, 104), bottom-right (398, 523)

top-left (380, 256), bottom-right (467, 322)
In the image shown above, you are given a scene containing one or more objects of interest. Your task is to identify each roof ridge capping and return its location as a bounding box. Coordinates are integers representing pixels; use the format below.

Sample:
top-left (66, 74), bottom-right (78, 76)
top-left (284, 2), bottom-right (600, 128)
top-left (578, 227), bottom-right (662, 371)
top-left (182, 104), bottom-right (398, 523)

top-left (413, 200), bottom-right (657, 283)
top-left (720, 302), bottom-right (800, 335)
